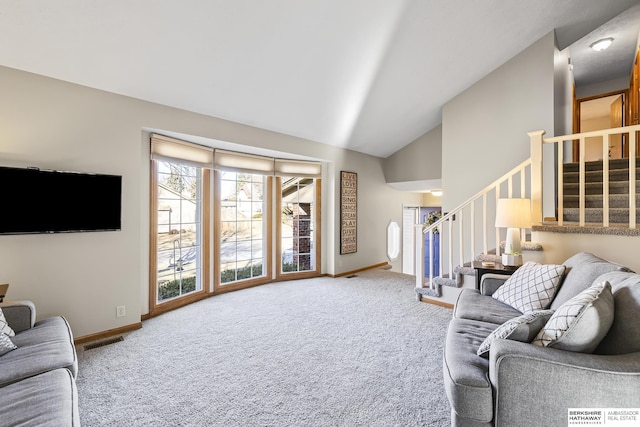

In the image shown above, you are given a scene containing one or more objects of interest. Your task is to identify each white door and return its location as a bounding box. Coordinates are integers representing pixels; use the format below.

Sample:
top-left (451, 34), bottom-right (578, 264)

top-left (402, 207), bottom-right (419, 274)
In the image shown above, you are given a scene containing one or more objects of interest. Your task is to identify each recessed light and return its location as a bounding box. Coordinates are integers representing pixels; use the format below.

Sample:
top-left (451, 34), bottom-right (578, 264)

top-left (590, 38), bottom-right (614, 51)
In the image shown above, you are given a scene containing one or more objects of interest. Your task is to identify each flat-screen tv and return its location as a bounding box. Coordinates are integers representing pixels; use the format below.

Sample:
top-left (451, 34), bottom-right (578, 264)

top-left (0, 166), bottom-right (122, 235)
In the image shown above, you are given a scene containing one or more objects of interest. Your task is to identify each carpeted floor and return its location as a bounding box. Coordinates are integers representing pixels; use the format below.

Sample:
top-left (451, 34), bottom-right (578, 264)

top-left (76, 268), bottom-right (453, 426)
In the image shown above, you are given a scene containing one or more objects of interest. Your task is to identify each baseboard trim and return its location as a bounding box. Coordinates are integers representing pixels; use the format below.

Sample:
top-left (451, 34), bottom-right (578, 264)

top-left (419, 296), bottom-right (454, 309)
top-left (74, 322), bottom-right (142, 345)
top-left (329, 262), bottom-right (389, 278)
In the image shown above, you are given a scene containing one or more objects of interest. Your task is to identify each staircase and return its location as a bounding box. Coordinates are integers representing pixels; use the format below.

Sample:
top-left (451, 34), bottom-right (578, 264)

top-left (414, 157), bottom-right (534, 301)
top-left (415, 252), bottom-right (504, 298)
top-left (562, 158), bottom-right (640, 224)
top-left (415, 244), bottom-right (542, 299)
top-left (415, 125), bottom-right (640, 304)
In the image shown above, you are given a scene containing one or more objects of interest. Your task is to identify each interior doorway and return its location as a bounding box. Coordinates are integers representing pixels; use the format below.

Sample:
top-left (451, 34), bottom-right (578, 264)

top-left (574, 90), bottom-right (628, 162)
top-left (401, 205), bottom-right (442, 276)
top-left (402, 206), bottom-right (419, 275)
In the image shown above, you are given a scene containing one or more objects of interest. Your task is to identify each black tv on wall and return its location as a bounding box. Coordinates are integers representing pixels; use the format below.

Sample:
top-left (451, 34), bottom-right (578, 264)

top-left (0, 166), bottom-right (122, 235)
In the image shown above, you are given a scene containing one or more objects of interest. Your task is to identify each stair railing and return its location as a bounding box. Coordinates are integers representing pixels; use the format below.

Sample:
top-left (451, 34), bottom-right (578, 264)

top-left (416, 124), bottom-right (640, 296)
top-left (529, 125), bottom-right (640, 229)
top-left (416, 158), bottom-right (532, 292)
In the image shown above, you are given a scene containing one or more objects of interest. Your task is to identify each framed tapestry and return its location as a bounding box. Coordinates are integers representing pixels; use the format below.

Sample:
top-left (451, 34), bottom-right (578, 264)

top-left (340, 171), bottom-right (357, 254)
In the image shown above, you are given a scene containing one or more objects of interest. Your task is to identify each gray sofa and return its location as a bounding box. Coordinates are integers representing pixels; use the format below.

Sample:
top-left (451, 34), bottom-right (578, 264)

top-left (0, 300), bottom-right (79, 426)
top-left (444, 252), bottom-right (640, 426)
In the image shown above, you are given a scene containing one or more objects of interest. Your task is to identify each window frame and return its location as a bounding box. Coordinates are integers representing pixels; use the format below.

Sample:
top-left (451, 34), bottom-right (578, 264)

top-left (213, 171), bottom-right (273, 293)
top-left (149, 160), bottom-right (212, 317)
top-left (275, 176), bottom-right (322, 280)
top-left (148, 134), bottom-right (322, 316)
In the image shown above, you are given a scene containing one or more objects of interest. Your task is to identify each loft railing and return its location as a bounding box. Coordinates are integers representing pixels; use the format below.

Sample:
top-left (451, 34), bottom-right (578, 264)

top-left (529, 125), bottom-right (640, 228)
top-left (415, 125), bottom-right (640, 296)
top-left (415, 159), bottom-right (532, 291)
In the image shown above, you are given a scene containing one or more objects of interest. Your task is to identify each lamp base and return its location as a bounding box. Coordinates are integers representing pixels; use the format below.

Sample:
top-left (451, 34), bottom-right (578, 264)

top-left (502, 254), bottom-right (523, 267)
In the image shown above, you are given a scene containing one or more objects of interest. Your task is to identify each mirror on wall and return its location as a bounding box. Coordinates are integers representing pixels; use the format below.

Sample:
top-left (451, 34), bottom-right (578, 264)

top-left (386, 220), bottom-right (400, 262)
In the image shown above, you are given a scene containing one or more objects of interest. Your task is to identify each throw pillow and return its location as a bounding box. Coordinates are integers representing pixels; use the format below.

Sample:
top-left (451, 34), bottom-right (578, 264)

top-left (0, 332), bottom-right (17, 356)
top-left (532, 280), bottom-right (614, 353)
top-left (0, 308), bottom-right (15, 337)
top-left (550, 252), bottom-right (630, 310)
top-left (492, 261), bottom-right (566, 312)
top-left (477, 310), bottom-right (554, 358)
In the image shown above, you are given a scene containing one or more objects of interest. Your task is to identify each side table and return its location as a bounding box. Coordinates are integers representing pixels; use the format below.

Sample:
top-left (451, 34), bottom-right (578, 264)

top-left (472, 261), bottom-right (519, 290)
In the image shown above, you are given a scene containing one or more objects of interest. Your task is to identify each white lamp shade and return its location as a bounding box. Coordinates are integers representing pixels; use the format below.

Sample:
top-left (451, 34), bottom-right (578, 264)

top-left (495, 198), bottom-right (532, 229)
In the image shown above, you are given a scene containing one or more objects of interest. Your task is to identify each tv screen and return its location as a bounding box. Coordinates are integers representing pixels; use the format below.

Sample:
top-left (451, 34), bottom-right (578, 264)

top-left (0, 166), bottom-right (122, 234)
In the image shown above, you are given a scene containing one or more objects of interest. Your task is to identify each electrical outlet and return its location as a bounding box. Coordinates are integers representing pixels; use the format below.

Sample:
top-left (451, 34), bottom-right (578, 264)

top-left (116, 305), bottom-right (126, 318)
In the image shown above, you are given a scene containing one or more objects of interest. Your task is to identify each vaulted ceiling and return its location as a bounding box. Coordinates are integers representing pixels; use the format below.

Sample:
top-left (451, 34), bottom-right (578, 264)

top-left (0, 1), bottom-right (638, 157)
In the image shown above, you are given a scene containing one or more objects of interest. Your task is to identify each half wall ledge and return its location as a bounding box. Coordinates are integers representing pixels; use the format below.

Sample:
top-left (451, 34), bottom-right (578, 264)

top-left (533, 223), bottom-right (640, 237)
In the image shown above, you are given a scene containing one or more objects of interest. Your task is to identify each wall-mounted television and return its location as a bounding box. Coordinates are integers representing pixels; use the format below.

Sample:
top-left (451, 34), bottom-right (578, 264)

top-left (0, 166), bottom-right (122, 235)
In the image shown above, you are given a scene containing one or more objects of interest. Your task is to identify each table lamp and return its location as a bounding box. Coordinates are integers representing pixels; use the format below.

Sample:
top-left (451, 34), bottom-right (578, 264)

top-left (495, 198), bottom-right (531, 266)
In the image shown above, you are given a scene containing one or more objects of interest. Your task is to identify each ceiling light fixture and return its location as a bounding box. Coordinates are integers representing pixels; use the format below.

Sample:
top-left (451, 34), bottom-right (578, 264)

top-left (590, 37), bottom-right (614, 51)
top-left (430, 190), bottom-right (443, 196)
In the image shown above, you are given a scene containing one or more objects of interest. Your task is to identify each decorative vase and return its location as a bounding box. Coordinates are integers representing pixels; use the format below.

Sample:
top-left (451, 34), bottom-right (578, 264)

top-left (502, 253), bottom-right (523, 267)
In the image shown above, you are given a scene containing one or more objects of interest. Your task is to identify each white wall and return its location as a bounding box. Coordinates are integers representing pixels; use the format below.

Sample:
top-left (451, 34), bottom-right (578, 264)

top-left (575, 76), bottom-right (629, 99)
top-left (531, 231), bottom-right (640, 273)
top-left (0, 65), bottom-right (421, 339)
top-left (441, 32), bottom-right (556, 211)
top-left (383, 125), bottom-right (442, 184)
top-left (327, 150), bottom-right (423, 275)
top-left (553, 40), bottom-right (574, 218)
top-left (582, 116), bottom-right (616, 160)
top-left (554, 44), bottom-right (574, 138)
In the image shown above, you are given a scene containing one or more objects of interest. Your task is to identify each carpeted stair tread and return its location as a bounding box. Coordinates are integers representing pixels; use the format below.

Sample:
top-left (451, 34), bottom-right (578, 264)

top-left (563, 180), bottom-right (640, 195)
top-left (415, 286), bottom-right (441, 298)
top-left (563, 158), bottom-right (640, 173)
top-left (475, 254), bottom-right (501, 262)
top-left (563, 194), bottom-right (640, 208)
top-left (454, 265), bottom-right (476, 276)
top-left (563, 208), bottom-right (640, 223)
top-left (498, 241), bottom-right (543, 252)
top-left (562, 159), bottom-right (639, 224)
top-left (563, 168), bottom-right (640, 183)
top-left (432, 276), bottom-right (460, 288)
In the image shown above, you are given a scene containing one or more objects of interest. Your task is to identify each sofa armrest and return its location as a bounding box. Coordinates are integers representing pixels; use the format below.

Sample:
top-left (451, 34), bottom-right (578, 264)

top-left (480, 273), bottom-right (511, 295)
top-left (489, 339), bottom-right (640, 427)
top-left (0, 300), bottom-right (36, 333)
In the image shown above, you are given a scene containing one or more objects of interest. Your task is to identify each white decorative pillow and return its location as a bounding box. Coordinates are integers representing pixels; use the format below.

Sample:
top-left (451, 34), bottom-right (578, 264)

top-left (0, 332), bottom-right (17, 356)
top-left (492, 261), bottom-right (566, 312)
top-left (477, 310), bottom-right (554, 358)
top-left (532, 280), bottom-right (614, 353)
top-left (0, 308), bottom-right (15, 337)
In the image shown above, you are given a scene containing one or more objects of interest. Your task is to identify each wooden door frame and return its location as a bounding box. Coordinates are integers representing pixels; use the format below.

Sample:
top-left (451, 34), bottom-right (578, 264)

top-left (573, 89), bottom-right (629, 162)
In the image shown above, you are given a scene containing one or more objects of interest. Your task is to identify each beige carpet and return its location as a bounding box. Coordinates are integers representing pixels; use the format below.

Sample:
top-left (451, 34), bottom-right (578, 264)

top-left (76, 268), bottom-right (453, 426)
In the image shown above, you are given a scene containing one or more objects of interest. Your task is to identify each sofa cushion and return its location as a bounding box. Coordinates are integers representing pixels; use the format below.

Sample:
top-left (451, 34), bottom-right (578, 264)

top-left (551, 252), bottom-right (630, 310)
top-left (595, 271), bottom-right (640, 355)
top-left (0, 300), bottom-right (37, 334)
top-left (533, 281), bottom-right (614, 353)
top-left (0, 368), bottom-right (80, 427)
top-left (477, 310), bottom-right (553, 358)
top-left (0, 307), bottom-right (16, 337)
top-left (0, 332), bottom-right (17, 356)
top-left (444, 318), bottom-right (497, 423)
top-left (492, 262), bottom-right (565, 312)
top-left (454, 289), bottom-right (522, 325)
top-left (0, 316), bottom-right (77, 387)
